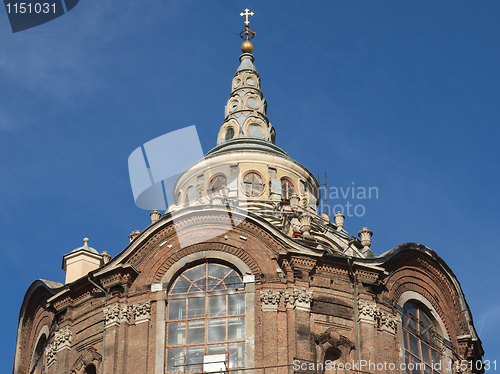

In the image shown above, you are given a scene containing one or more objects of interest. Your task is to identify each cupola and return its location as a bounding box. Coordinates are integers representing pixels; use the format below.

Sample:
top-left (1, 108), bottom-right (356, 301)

top-left (62, 238), bottom-right (104, 284)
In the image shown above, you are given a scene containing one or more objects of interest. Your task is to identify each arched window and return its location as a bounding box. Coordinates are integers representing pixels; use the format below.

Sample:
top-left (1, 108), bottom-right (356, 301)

top-left (225, 127), bottom-right (235, 140)
top-left (84, 364), bottom-right (97, 374)
top-left (30, 332), bottom-right (47, 374)
top-left (281, 178), bottom-right (296, 200)
top-left (185, 186), bottom-right (197, 204)
top-left (402, 301), bottom-right (441, 374)
top-left (208, 175), bottom-right (227, 197)
top-left (166, 263), bottom-right (245, 373)
top-left (242, 172), bottom-right (264, 197)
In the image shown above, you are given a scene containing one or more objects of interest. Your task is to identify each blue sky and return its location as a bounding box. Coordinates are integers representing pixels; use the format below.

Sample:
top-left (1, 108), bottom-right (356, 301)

top-left (2, 0), bottom-right (499, 368)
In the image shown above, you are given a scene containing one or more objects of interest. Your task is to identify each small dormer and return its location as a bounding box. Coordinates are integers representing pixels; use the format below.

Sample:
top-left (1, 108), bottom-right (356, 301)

top-left (62, 238), bottom-right (103, 284)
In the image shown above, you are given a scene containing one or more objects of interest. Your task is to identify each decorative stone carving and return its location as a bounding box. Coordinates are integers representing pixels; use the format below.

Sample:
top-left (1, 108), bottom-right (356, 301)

top-left (334, 211), bottom-right (345, 229)
top-left (150, 209), bottom-right (161, 224)
top-left (53, 326), bottom-right (72, 350)
top-left (45, 345), bottom-right (56, 368)
top-left (315, 327), bottom-right (355, 373)
top-left (70, 347), bottom-right (102, 374)
top-left (104, 303), bottom-right (132, 327)
top-left (129, 230), bottom-right (141, 242)
top-left (260, 290), bottom-right (282, 311)
top-left (358, 301), bottom-right (397, 334)
top-left (100, 251), bottom-right (111, 264)
top-left (133, 300), bottom-right (152, 324)
top-left (299, 213), bottom-right (312, 238)
top-left (283, 287), bottom-right (313, 312)
top-left (45, 326), bottom-right (72, 368)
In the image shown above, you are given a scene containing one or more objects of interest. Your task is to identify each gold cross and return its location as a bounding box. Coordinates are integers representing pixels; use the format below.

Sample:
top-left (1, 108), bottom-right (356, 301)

top-left (240, 8), bottom-right (254, 26)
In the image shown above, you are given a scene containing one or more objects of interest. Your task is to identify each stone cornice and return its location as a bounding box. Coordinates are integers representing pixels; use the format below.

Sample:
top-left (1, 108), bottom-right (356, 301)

top-left (45, 265), bottom-right (139, 313)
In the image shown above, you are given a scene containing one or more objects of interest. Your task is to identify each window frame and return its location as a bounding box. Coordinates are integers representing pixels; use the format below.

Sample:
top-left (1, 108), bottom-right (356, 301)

top-left (241, 171), bottom-right (265, 197)
top-left (207, 174), bottom-right (228, 198)
top-left (158, 254), bottom-right (255, 374)
top-left (280, 177), bottom-right (296, 201)
top-left (396, 291), bottom-right (452, 374)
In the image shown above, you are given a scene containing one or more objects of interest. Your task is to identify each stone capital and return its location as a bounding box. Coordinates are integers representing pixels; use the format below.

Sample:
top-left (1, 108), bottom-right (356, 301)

top-left (45, 326), bottom-right (72, 368)
top-left (358, 301), bottom-right (397, 334)
top-left (260, 290), bottom-right (282, 312)
top-left (284, 287), bottom-right (313, 312)
top-left (133, 300), bottom-right (152, 324)
top-left (104, 303), bottom-right (132, 327)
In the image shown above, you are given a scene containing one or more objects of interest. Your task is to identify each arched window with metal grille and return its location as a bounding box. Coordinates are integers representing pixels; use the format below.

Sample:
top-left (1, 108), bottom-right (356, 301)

top-left (402, 301), bottom-right (441, 374)
top-left (166, 263), bottom-right (245, 373)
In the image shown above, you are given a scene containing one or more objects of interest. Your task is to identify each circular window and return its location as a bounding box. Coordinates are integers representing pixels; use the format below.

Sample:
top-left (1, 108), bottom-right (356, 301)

top-left (248, 124), bottom-right (265, 139)
top-left (208, 175), bottom-right (227, 197)
top-left (233, 78), bottom-right (241, 89)
top-left (242, 172), bottom-right (264, 197)
top-left (247, 97), bottom-right (259, 109)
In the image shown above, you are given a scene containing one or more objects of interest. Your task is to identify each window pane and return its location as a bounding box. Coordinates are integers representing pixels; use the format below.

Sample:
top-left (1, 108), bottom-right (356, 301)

top-left (209, 264), bottom-right (231, 279)
top-left (167, 347), bottom-right (185, 372)
top-left (188, 297), bottom-right (205, 319)
top-left (208, 319), bottom-right (227, 343)
top-left (186, 320), bottom-right (205, 344)
top-left (403, 303), bottom-right (418, 334)
top-left (411, 357), bottom-right (422, 374)
top-left (424, 363), bottom-right (432, 374)
top-left (405, 351), bottom-right (411, 374)
top-left (208, 278), bottom-right (225, 292)
top-left (408, 333), bottom-right (420, 356)
top-left (194, 277), bottom-right (207, 292)
top-left (421, 343), bottom-right (431, 365)
top-left (168, 299), bottom-right (186, 320)
top-left (208, 344), bottom-right (227, 354)
top-left (228, 317), bottom-right (245, 341)
top-left (228, 342), bottom-right (245, 368)
top-left (186, 346), bottom-right (204, 372)
top-left (209, 295), bottom-right (227, 317)
top-left (171, 277), bottom-right (191, 294)
top-left (225, 271), bottom-right (244, 290)
top-left (183, 265), bottom-right (205, 283)
top-left (431, 349), bottom-right (440, 371)
top-left (228, 293), bottom-right (245, 315)
top-left (168, 322), bottom-right (186, 346)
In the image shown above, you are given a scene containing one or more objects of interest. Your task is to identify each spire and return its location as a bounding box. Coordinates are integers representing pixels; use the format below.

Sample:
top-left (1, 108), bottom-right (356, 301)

top-left (216, 9), bottom-right (276, 146)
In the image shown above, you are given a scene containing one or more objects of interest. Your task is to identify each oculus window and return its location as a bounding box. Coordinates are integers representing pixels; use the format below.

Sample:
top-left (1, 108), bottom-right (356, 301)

top-left (242, 172), bottom-right (264, 197)
top-left (166, 263), bottom-right (245, 373)
top-left (402, 301), bottom-right (441, 374)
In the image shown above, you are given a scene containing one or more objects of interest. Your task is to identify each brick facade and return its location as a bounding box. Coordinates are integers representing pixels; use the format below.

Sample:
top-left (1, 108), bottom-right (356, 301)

top-left (14, 209), bottom-right (483, 374)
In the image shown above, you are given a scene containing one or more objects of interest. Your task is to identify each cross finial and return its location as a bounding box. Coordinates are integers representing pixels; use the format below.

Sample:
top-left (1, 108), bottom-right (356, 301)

top-left (240, 8), bottom-right (254, 26)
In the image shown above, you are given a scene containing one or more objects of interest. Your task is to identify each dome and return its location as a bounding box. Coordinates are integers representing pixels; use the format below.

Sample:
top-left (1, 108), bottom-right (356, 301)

top-left (70, 238), bottom-right (99, 255)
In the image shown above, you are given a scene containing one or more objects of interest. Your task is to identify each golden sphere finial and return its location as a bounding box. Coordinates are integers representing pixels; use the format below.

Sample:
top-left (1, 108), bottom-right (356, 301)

top-left (241, 40), bottom-right (254, 54)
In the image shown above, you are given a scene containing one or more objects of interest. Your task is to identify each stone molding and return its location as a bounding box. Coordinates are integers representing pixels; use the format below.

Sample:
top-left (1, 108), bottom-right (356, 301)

top-left (260, 290), bottom-right (282, 312)
top-left (283, 287), bottom-right (313, 312)
top-left (104, 303), bottom-right (132, 328)
top-left (45, 326), bottom-right (72, 368)
top-left (358, 301), bottom-right (397, 334)
top-left (133, 300), bottom-right (152, 324)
